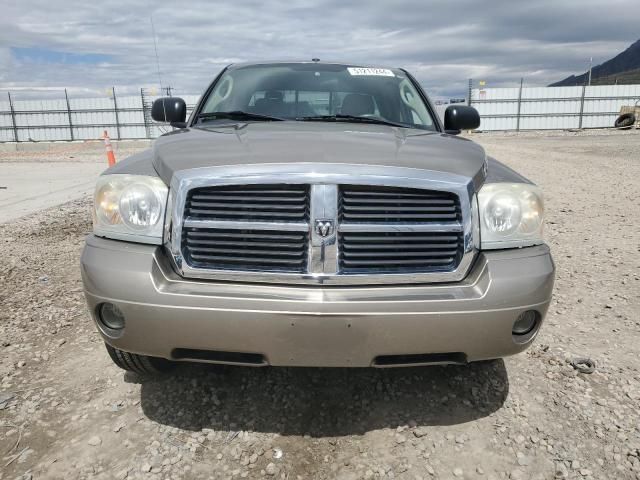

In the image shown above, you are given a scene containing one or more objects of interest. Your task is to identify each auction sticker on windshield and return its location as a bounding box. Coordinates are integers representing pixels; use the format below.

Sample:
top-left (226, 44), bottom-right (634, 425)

top-left (347, 67), bottom-right (395, 77)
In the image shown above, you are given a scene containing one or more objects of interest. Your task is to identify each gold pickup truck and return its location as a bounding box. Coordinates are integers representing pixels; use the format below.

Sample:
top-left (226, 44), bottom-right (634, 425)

top-left (80, 61), bottom-right (554, 374)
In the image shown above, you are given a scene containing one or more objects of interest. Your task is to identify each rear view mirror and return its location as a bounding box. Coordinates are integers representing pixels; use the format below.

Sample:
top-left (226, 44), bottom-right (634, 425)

top-left (443, 105), bottom-right (480, 134)
top-left (151, 97), bottom-right (187, 126)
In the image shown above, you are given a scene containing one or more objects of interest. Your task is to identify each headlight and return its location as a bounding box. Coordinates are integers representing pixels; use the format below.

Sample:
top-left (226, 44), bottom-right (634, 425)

top-left (93, 175), bottom-right (168, 244)
top-left (478, 183), bottom-right (544, 249)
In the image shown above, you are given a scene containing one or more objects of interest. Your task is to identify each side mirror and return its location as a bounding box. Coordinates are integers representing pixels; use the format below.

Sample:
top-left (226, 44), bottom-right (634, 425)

top-left (151, 97), bottom-right (187, 127)
top-left (443, 105), bottom-right (480, 134)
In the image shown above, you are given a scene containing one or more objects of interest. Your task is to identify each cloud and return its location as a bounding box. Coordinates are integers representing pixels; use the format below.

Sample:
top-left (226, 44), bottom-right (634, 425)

top-left (11, 47), bottom-right (113, 64)
top-left (1, 0), bottom-right (639, 99)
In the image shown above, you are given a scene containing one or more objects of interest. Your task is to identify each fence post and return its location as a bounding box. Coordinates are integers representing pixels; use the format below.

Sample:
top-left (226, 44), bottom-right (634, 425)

top-left (578, 84), bottom-right (586, 129)
top-left (141, 88), bottom-right (150, 139)
top-left (516, 78), bottom-right (524, 132)
top-left (64, 89), bottom-right (74, 141)
top-left (112, 87), bottom-right (121, 140)
top-left (7, 92), bottom-right (19, 142)
top-left (467, 79), bottom-right (473, 106)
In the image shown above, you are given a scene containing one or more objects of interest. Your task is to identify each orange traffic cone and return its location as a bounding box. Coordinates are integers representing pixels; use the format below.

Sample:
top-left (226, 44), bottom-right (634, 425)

top-left (103, 130), bottom-right (116, 167)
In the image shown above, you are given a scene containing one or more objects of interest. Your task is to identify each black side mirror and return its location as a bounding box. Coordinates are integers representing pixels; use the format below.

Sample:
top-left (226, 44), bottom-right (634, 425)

top-left (151, 97), bottom-right (187, 127)
top-left (443, 105), bottom-right (480, 134)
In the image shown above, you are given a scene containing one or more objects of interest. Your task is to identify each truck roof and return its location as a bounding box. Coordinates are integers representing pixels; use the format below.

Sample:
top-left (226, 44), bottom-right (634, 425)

top-left (226, 60), bottom-right (400, 71)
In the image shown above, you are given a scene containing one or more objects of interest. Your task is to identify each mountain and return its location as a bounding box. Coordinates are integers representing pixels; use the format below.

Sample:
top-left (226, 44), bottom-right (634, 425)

top-left (550, 38), bottom-right (640, 86)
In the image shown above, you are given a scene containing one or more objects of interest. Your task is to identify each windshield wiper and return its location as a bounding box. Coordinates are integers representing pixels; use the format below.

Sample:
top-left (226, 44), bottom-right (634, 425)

top-left (196, 111), bottom-right (285, 123)
top-left (296, 114), bottom-right (409, 128)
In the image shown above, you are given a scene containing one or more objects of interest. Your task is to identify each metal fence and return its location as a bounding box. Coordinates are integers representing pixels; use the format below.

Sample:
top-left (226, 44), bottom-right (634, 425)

top-left (0, 89), bottom-right (200, 142)
top-left (3, 82), bottom-right (640, 141)
top-left (469, 81), bottom-right (640, 131)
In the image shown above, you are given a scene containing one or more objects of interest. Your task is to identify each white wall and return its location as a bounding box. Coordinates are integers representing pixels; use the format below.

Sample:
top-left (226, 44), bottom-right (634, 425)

top-left (3, 85), bottom-right (639, 140)
top-left (471, 84), bottom-right (640, 131)
top-left (0, 94), bottom-right (201, 142)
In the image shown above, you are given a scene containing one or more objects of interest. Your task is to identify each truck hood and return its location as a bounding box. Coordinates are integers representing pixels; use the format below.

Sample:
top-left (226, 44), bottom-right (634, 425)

top-left (152, 122), bottom-right (487, 187)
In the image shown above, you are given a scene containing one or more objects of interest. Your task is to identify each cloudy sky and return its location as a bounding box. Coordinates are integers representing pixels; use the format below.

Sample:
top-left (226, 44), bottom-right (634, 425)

top-left (1, 0), bottom-right (639, 99)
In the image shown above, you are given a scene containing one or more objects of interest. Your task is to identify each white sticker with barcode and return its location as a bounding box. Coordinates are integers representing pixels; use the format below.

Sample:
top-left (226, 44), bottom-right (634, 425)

top-left (347, 67), bottom-right (395, 77)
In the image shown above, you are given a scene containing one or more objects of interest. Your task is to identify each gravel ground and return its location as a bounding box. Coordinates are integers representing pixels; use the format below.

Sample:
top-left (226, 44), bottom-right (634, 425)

top-left (1, 130), bottom-right (639, 480)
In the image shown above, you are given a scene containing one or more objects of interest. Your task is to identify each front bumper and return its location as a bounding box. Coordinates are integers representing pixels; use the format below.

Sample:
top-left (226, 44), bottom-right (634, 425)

top-left (81, 235), bottom-right (555, 367)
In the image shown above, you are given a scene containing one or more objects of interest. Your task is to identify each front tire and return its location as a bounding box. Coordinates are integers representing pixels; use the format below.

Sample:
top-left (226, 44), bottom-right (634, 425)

top-left (105, 343), bottom-right (173, 375)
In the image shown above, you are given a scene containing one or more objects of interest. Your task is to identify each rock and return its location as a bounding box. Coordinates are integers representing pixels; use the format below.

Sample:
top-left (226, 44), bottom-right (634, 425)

top-left (0, 391), bottom-right (15, 409)
top-left (265, 463), bottom-right (277, 476)
top-left (150, 455), bottom-right (162, 468)
top-left (554, 463), bottom-right (568, 479)
top-left (115, 468), bottom-right (129, 479)
top-left (510, 470), bottom-right (525, 480)
top-left (396, 434), bottom-right (407, 444)
top-left (413, 427), bottom-right (429, 438)
top-left (87, 436), bottom-right (102, 446)
top-left (453, 468), bottom-right (463, 477)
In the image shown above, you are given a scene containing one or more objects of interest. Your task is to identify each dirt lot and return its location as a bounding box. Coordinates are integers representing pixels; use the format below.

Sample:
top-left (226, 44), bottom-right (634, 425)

top-left (1, 130), bottom-right (639, 480)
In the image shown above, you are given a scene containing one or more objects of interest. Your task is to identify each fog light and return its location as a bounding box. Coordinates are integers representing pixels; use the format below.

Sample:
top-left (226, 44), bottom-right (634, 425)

top-left (98, 303), bottom-right (125, 330)
top-left (512, 310), bottom-right (539, 336)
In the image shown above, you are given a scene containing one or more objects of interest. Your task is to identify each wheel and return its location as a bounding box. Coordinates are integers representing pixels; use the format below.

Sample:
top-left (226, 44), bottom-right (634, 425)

top-left (614, 112), bottom-right (636, 129)
top-left (105, 343), bottom-right (174, 375)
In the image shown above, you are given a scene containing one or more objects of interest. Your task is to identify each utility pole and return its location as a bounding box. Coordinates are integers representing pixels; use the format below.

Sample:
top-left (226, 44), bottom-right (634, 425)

top-left (588, 57), bottom-right (593, 86)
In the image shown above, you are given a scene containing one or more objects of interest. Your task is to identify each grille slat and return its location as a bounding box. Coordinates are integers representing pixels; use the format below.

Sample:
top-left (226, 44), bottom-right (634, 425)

top-left (342, 234), bottom-right (460, 242)
top-left (187, 208), bottom-right (306, 218)
top-left (186, 238), bottom-right (305, 249)
top-left (342, 197), bottom-right (455, 205)
top-left (189, 247), bottom-right (306, 257)
top-left (190, 254), bottom-right (306, 265)
top-left (342, 258), bottom-right (455, 266)
top-left (340, 185), bottom-right (460, 223)
top-left (343, 242), bottom-right (458, 249)
top-left (187, 231), bottom-right (305, 241)
top-left (343, 249), bottom-right (460, 257)
top-left (189, 201), bottom-right (307, 210)
top-left (340, 212), bottom-right (459, 220)
top-left (186, 184), bottom-right (309, 222)
top-left (344, 204), bottom-right (456, 211)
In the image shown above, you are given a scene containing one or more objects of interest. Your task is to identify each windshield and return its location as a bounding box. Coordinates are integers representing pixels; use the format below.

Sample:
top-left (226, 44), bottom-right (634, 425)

top-left (199, 63), bottom-right (437, 131)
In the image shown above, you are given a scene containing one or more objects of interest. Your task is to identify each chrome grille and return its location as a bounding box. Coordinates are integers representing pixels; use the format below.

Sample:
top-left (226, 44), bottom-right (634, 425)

top-left (185, 184), bottom-right (309, 222)
top-left (339, 185), bottom-right (460, 223)
top-left (182, 228), bottom-right (309, 272)
top-left (339, 231), bottom-right (463, 273)
top-left (168, 164), bottom-right (478, 285)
